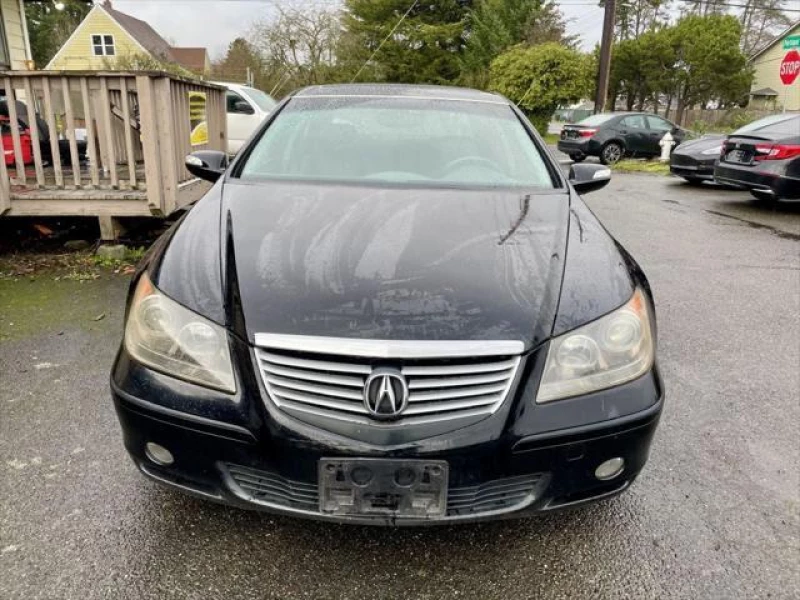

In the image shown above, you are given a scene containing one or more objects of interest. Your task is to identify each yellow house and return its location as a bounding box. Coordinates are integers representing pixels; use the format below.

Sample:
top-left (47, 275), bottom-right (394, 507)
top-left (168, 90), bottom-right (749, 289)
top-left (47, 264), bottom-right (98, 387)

top-left (45, 0), bottom-right (211, 73)
top-left (749, 21), bottom-right (800, 112)
top-left (0, 0), bottom-right (33, 70)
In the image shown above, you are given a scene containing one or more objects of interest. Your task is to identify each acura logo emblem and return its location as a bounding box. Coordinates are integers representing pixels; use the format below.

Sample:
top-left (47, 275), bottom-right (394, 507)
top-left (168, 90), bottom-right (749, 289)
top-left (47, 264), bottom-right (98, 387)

top-left (363, 369), bottom-right (409, 420)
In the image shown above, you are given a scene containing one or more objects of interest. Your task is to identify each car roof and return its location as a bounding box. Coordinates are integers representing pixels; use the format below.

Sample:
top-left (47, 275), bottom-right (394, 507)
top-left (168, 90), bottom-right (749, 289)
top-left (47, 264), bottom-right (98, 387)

top-left (210, 81), bottom-right (252, 91)
top-left (293, 84), bottom-right (509, 105)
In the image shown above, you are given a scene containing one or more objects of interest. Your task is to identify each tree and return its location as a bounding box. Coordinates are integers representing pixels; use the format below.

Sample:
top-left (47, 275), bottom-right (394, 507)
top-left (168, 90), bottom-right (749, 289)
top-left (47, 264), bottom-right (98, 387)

top-left (25, 0), bottom-right (93, 68)
top-left (489, 43), bottom-right (593, 134)
top-left (613, 0), bottom-right (671, 40)
top-left (213, 38), bottom-right (264, 86)
top-left (668, 14), bottom-right (752, 122)
top-left (739, 0), bottom-right (792, 56)
top-left (461, 0), bottom-right (573, 87)
top-left (249, 4), bottom-right (343, 90)
top-left (340, 0), bottom-right (470, 84)
top-left (609, 28), bottom-right (675, 111)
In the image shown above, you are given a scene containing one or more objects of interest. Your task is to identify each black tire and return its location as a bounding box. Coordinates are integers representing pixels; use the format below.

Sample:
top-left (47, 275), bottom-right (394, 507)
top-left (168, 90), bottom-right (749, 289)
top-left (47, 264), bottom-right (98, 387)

top-left (569, 153), bottom-right (586, 163)
top-left (600, 142), bottom-right (624, 165)
top-left (750, 189), bottom-right (777, 203)
top-left (682, 177), bottom-right (704, 186)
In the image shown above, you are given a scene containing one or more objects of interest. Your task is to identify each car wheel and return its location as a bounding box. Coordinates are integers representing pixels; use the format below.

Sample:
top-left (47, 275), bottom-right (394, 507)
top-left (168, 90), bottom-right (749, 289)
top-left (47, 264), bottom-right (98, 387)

top-left (750, 190), bottom-right (777, 203)
top-left (569, 153), bottom-right (586, 163)
top-left (682, 177), bottom-right (703, 186)
top-left (600, 142), bottom-right (624, 165)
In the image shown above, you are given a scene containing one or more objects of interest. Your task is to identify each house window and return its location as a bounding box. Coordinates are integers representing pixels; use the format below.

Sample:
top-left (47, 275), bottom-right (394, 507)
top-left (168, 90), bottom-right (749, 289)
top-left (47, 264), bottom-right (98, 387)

top-left (91, 35), bottom-right (116, 57)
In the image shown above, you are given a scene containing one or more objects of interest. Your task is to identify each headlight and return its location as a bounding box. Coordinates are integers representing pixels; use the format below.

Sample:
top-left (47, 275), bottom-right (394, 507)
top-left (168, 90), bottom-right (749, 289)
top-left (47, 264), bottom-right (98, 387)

top-left (124, 273), bottom-right (236, 393)
top-left (701, 145), bottom-right (723, 155)
top-left (536, 288), bottom-right (654, 403)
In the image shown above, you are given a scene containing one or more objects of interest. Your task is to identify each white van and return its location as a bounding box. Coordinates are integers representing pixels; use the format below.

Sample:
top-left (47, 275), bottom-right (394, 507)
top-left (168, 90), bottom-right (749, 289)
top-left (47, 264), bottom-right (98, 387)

top-left (213, 82), bottom-right (277, 154)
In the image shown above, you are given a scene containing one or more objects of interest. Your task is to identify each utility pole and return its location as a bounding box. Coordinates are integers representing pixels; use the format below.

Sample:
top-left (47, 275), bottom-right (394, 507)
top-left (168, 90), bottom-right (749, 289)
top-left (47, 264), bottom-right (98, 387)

top-left (595, 0), bottom-right (617, 114)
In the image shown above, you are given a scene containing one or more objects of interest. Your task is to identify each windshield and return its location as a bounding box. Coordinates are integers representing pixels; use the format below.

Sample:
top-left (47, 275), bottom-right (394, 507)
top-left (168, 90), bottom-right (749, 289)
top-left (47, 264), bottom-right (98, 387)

top-left (575, 114), bottom-right (615, 126)
top-left (239, 96), bottom-right (555, 188)
top-left (734, 114), bottom-right (799, 135)
top-left (241, 87), bottom-right (277, 112)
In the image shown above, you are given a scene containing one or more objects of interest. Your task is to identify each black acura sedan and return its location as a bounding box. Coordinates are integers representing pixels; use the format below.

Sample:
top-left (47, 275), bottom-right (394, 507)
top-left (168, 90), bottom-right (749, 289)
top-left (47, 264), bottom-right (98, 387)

top-left (558, 112), bottom-right (686, 165)
top-left (111, 84), bottom-right (663, 525)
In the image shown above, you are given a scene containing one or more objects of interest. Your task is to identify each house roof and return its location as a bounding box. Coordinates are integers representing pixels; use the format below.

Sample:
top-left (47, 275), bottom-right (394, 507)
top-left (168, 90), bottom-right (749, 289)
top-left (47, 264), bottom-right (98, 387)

top-left (171, 47), bottom-right (209, 72)
top-left (101, 2), bottom-right (176, 62)
top-left (749, 20), bottom-right (800, 61)
top-left (750, 87), bottom-right (779, 97)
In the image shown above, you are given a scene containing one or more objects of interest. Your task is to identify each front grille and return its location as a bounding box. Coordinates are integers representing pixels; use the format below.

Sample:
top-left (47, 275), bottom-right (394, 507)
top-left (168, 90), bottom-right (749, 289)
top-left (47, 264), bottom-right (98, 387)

top-left (226, 464), bottom-right (318, 511)
top-left (447, 474), bottom-right (544, 516)
top-left (225, 464), bottom-right (544, 518)
top-left (254, 344), bottom-right (522, 426)
top-left (669, 153), bottom-right (695, 167)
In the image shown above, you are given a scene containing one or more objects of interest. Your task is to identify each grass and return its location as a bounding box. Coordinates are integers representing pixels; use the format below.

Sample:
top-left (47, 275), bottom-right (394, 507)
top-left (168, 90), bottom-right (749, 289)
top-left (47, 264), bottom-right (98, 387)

top-left (542, 133), bottom-right (560, 145)
top-left (611, 159), bottom-right (671, 175)
top-left (91, 246), bottom-right (146, 269)
top-left (0, 246), bottom-right (144, 281)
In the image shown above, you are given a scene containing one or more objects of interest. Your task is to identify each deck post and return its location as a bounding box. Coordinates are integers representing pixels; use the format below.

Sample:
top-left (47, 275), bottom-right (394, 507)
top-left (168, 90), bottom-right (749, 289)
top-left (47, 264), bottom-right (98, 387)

top-left (136, 75), bottom-right (163, 214)
top-left (153, 77), bottom-right (178, 215)
top-left (98, 215), bottom-right (126, 241)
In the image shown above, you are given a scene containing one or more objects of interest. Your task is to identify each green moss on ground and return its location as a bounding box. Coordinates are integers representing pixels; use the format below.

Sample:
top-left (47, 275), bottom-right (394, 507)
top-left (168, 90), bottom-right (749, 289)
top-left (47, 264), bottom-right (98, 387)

top-left (612, 159), bottom-right (670, 175)
top-left (0, 250), bottom-right (141, 342)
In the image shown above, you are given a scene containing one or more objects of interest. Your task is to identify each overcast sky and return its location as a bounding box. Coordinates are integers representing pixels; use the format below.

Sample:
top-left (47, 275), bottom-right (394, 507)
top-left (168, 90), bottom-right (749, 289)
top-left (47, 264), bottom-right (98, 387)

top-left (113, 0), bottom-right (605, 60)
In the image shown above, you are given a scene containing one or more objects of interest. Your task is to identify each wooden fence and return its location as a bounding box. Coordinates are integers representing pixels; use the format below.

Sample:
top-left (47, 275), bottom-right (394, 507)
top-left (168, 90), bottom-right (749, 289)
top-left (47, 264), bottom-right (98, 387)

top-left (0, 71), bottom-right (226, 221)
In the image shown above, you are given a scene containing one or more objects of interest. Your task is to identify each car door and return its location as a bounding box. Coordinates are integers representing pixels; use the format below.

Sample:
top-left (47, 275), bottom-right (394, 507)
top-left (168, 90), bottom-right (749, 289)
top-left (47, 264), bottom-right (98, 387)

top-left (646, 116), bottom-right (680, 155)
top-left (617, 115), bottom-right (649, 155)
top-left (225, 90), bottom-right (258, 154)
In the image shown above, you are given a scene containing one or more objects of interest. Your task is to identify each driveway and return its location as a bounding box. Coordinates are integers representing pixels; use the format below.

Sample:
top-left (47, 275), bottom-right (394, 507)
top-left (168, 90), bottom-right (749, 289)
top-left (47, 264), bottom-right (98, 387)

top-left (1, 174), bottom-right (798, 599)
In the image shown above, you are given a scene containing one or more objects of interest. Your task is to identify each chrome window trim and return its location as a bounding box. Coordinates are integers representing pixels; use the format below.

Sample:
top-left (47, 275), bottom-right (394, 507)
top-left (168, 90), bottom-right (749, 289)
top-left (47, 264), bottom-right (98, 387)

top-left (253, 334), bottom-right (524, 359)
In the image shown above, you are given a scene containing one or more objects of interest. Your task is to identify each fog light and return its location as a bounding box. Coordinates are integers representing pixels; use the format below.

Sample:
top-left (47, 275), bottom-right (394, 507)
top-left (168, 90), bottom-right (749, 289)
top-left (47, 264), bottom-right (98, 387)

top-left (145, 442), bottom-right (174, 466)
top-left (595, 457), bottom-right (624, 480)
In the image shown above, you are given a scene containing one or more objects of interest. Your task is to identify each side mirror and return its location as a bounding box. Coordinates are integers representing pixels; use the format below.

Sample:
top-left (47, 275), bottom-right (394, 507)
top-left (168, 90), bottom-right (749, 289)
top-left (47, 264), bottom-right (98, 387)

top-left (185, 150), bottom-right (228, 183)
top-left (569, 163), bottom-right (611, 194)
top-left (233, 100), bottom-right (255, 115)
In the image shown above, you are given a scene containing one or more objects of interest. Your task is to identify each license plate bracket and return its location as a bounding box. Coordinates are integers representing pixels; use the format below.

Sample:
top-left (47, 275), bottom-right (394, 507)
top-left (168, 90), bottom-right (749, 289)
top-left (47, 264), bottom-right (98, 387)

top-left (727, 149), bottom-right (751, 163)
top-left (318, 458), bottom-right (448, 518)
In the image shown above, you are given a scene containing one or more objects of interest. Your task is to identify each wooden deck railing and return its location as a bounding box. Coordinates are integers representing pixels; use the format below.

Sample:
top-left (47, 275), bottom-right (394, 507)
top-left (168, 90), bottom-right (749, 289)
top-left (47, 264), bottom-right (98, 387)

top-left (0, 71), bottom-right (226, 219)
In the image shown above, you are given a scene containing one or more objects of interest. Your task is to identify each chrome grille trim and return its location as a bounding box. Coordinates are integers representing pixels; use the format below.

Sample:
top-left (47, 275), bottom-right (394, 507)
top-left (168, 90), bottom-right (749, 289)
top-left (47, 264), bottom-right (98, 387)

top-left (254, 334), bottom-right (524, 359)
top-left (254, 336), bottom-right (523, 426)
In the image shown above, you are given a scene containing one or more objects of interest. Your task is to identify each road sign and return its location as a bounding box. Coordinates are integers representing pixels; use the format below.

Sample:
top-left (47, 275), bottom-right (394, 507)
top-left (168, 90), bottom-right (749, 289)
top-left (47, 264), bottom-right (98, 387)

top-left (783, 35), bottom-right (800, 50)
top-left (779, 50), bottom-right (800, 86)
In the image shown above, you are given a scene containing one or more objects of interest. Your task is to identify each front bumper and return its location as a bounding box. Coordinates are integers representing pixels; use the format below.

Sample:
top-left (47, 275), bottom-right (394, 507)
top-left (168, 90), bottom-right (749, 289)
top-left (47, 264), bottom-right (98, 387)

top-left (111, 367), bottom-right (664, 525)
top-left (669, 155), bottom-right (715, 180)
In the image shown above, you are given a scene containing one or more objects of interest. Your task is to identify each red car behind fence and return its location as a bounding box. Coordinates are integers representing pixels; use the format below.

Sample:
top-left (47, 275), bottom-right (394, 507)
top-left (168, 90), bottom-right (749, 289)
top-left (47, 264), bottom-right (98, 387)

top-left (1, 116), bottom-right (33, 167)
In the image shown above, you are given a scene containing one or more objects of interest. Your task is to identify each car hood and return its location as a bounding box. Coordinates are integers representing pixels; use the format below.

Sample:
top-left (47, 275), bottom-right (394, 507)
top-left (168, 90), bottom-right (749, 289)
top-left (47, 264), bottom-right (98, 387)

top-left (673, 135), bottom-right (725, 155)
top-left (220, 181), bottom-right (569, 350)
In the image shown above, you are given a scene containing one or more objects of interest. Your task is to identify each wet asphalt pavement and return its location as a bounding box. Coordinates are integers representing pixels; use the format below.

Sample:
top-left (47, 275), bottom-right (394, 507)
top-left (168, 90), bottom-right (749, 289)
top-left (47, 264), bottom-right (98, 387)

top-left (1, 174), bottom-right (799, 599)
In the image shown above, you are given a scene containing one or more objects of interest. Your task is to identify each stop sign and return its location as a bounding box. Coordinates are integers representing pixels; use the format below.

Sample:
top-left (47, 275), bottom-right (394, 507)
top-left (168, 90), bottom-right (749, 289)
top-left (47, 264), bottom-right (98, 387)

top-left (780, 50), bottom-right (800, 85)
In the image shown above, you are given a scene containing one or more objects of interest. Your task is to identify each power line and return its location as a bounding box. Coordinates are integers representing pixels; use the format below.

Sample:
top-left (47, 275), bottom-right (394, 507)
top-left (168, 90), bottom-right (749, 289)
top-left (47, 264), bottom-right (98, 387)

top-left (674, 0), bottom-right (800, 12)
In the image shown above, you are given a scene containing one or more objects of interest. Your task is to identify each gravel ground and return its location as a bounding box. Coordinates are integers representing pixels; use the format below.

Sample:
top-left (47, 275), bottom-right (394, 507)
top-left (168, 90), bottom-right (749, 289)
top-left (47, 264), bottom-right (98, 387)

top-left (1, 173), bottom-right (798, 599)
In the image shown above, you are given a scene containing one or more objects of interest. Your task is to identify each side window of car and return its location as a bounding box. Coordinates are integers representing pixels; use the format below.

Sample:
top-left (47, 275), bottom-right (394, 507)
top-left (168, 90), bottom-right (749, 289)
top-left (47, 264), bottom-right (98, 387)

top-left (620, 116), bottom-right (646, 130)
top-left (226, 91), bottom-right (246, 114)
top-left (647, 116), bottom-right (673, 132)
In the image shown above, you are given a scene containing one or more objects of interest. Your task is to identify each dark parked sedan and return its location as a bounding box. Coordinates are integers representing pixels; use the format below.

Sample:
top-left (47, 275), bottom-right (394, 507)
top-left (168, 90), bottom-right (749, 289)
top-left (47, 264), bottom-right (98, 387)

top-left (714, 114), bottom-right (800, 201)
top-left (669, 135), bottom-right (725, 184)
top-left (111, 84), bottom-right (663, 525)
top-left (558, 112), bottom-right (687, 165)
